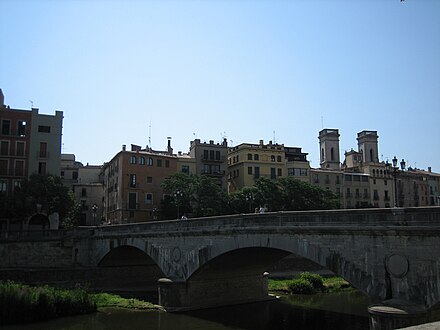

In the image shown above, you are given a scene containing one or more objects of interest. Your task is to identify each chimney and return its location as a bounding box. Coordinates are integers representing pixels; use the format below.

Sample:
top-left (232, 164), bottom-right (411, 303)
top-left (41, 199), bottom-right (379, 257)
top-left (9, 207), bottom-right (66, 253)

top-left (122, 145), bottom-right (126, 151)
top-left (167, 137), bottom-right (173, 155)
top-left (259, 140), bottom-right (264, 145)
top-left (428, 167), bottom-right (432, 173)
top-left (0, 89), bottom-right (4, 107)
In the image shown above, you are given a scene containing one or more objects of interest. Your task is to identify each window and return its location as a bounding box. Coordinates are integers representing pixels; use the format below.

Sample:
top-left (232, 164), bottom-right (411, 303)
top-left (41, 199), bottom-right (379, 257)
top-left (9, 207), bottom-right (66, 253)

top-left (203, 150), bottom-right (208, 159)
top-left (203, 164), bottom-right (210, 174)
top-left (277, 168), bottom-right (282, 177)
top-left (254, 154), bottom-right (259, 161)
top-left (248, 166), bottom-right (253, 175)
top-left (384, 179), bottom-right (387, 186)
top-left (39, 142), bottom-right (47, 158)
top-left (300, 169), bottom-right (308, 176)
top-left (147, 176), bottom-right (153, 183)
top-left (165, 160), bottom-right (170, 168)
top-left (271, 155), bottom-right (275, 162)
top-left (17, 121), bottom-right (26, 136)
top-left (16, 142), bottom-right (25, 156)
top-left (139, 157), bottom-right (145, 165)
top-left (254, 166), bottom-right (260, 178)
top-left (0, 179), bottom-right (7, 193)
top-left (1, 141), bottom-right (9, 155)
top-left (147, 158), bottom-right (153, 166)
top-left (270, 167), bottom-right (277, 179)
top-left (157, 159), bottom-right (162, 167)
top-left (13, 180), bottom-right (22, 190)
top-left (129, 174), bottom-right (136, 187)
top-left (14, 160), bottom-right (24, 176)
top-left (0, 160), bottom-right (7, 175)
top-left (344, 174), bottom-right (352, 181)
top-left (353, 175), bottom-right (360, 182)
top-left (182, 165), bottom-right (189, 174)
top-left (336, 176), bottom-right (340, 184)
top-left (81, 188), bottom-right (87, 197)
top-left (38, 162), bottom-right (46, 175)
top-left (72, 171), bottom-right (78, 180)
top-left (248, 153), bottom-right (252, 160)
top-left (145, 193), bottom-right (153, 204)
top-left (61, 171), bottom-right (65, 177)
top-left (216, 151), bottom-right (220, 160)
top-left (277, 156), bottom-right (282, 162)
top-left (130, 156), bottom-right (137, 164)
top-left (38, 125), bottom-right (51, 133)
top-left (1, 120), bottom-right (10, 135)
top-left (331, 148), bottom-right (334, 161)
top-left (210, 150), bottom-right (214, 160)
top-left (313, 174), bottom-right (319, 183)
top-left (128, 192), bottom-right (137, 209)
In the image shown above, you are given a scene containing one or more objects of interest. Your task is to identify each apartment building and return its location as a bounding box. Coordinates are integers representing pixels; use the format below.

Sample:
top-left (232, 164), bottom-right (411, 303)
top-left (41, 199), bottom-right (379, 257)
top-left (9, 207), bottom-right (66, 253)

top-left (285, 146), bottom-right (310, 182)
top-left (102, 141), bottom-right (193, 223)
top-left (189, 138), bottom-right (228, 190)
top-left (0, 89), bottom-right (63, 196)
top-left (228, 140), bottom-right (285, 193)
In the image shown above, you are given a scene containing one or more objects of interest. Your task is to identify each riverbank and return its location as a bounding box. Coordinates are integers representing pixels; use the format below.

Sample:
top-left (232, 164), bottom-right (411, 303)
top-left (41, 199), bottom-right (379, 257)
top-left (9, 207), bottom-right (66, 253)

top-left (0, 281), bottom-right (162, 326)
top-left (268, 275), bottom-right (353, 294)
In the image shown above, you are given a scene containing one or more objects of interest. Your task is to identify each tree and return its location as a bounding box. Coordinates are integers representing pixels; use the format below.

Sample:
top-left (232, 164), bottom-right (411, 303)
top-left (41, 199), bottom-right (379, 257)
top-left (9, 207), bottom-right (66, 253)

top-left (277, 177), bottom-right (340, 211)
top-left (11, 174), bottom-right (80, 228)
top-left (161, 173), bottom-right (228, 219)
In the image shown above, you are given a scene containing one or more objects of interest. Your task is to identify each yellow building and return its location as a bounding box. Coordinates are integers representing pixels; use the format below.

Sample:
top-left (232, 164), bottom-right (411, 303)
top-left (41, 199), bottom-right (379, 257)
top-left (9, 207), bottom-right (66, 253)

top-left (228, 140), bottom-right (285, 193)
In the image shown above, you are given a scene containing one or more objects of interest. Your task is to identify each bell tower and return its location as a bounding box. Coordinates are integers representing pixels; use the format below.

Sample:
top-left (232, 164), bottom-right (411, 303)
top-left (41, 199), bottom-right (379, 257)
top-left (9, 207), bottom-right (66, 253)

top-left (357, 130), bottom-right (379, 163)
top-left (318, 129), bottom-right (341, 170)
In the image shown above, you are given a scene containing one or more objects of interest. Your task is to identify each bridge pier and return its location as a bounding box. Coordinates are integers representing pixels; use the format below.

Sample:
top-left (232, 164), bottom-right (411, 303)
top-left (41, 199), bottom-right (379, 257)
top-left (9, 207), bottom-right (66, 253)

top-left (368, 300), bottom-right (431, 330)
top-left (158, 272), bottom-right (271, 312)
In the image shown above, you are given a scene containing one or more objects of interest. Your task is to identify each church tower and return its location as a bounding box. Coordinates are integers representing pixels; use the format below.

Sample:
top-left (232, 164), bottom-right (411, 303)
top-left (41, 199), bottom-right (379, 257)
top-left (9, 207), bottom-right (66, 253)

top-left (318, 128), bottom-right (341, 170)
top-left (357, 130), bottom-right (379, 163)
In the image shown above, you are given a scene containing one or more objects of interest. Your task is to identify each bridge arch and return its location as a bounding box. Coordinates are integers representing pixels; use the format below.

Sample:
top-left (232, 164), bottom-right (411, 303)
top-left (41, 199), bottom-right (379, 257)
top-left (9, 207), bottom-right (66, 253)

top-left (96, 244), bottom-right (165, 291)
top-left (182, 234), bottom-right (385, 302)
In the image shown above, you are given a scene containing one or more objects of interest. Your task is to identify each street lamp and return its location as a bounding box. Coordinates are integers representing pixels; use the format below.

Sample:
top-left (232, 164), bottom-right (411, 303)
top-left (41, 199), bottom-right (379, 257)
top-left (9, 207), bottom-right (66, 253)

top-left (386, 156), bottom-right (406, 208)
top-left (91, 204), bottom-right (98, 226)
top-left (245, 193), bottom-right (254, 213)
top-left (174, 190), bottom-right (183, 219)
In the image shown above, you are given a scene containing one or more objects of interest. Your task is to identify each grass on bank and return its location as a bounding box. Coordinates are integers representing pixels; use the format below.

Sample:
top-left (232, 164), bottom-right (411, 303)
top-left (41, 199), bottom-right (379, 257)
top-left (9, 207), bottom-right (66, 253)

top-left (92, 292), bottom-right (161, 310)
top-left (269, 273), bottom-right (352, 295)
top-left (0, 281), bottom-right (96, 325)
top-left (0, 281), bottom-right (160, 326)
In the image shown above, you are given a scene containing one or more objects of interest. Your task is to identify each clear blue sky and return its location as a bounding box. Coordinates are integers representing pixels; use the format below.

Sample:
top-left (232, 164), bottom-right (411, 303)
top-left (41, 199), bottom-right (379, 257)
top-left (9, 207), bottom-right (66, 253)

top-left (1, 0), bottom-right (439, 172)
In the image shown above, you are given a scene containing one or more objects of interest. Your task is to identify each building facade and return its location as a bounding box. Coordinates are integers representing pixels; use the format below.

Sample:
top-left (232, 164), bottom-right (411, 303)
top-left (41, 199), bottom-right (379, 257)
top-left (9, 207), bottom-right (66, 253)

top-left (102, 142), bottom-right (196, 224)
top-left (0, 89), bottom-right (63, 196)
top-left (228, 140), bottom-right (286, 193)
top-left (189, 138), bottom-right (228, 190)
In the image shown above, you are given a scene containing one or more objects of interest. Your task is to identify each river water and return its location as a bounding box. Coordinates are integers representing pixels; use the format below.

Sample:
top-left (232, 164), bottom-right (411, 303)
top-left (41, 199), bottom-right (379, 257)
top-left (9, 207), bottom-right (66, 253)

top-left (3, 291), bottom-right (370, 330)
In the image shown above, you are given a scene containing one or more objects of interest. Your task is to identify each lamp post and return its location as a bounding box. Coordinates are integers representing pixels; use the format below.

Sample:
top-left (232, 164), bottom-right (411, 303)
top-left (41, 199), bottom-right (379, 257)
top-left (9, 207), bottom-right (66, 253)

top-left (174, 190), bottom-right (183, 219)
top-left (245, 193), bottom-right (254, 213)
top-left (91, 204), bottom-right (98, 226)
top-left (386, 156), bottom-right (406, 208)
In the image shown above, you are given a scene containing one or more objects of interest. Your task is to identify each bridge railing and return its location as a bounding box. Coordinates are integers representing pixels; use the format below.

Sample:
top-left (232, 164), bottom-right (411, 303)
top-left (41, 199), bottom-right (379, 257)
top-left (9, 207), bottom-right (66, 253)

top-left (79, 206), bottom-right (440, 237)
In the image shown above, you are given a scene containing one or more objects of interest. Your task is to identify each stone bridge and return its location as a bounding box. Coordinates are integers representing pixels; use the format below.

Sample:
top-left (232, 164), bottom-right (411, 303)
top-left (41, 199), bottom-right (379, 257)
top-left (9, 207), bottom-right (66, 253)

top-left (1, 207), bottom-right (440, 327)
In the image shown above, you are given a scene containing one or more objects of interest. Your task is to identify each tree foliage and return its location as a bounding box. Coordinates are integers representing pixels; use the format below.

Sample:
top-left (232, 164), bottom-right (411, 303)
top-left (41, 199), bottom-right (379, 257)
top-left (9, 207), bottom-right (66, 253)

top-left (161, 173), bottom-right (228, 219)
top-left (160, 173), bottom-right (339, 219)
top-left (1, 174), bottom-right (80, 227)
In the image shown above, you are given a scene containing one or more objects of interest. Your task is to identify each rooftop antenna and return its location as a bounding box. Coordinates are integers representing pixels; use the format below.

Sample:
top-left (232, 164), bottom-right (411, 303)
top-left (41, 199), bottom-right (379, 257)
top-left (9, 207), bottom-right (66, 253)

top-left (148, 120), bottom-right (152, 147)
top-left (29, 100), bottom-right (33, 108)
top-left (273, 130), bottom-right (276, 144)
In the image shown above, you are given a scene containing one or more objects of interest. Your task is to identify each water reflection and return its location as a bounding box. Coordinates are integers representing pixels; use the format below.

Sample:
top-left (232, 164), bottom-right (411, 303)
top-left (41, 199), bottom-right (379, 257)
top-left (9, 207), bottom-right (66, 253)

top-left (3, 291), bottom-right (370, 330)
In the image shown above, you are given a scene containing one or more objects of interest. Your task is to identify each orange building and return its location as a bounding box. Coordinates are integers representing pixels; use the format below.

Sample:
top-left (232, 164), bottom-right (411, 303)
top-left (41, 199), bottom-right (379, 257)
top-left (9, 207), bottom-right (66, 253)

top-left (102, 140), bottom-right (195, 223)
